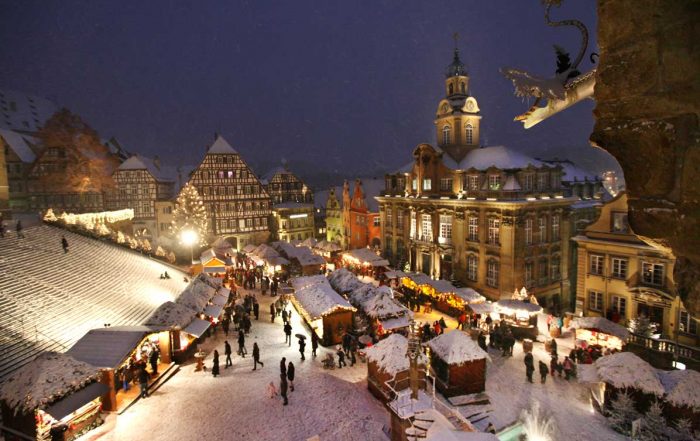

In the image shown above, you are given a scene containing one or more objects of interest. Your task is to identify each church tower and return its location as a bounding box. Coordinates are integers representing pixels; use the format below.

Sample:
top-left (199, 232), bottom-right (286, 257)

top-left (434, 45), bottom-right (482, 163)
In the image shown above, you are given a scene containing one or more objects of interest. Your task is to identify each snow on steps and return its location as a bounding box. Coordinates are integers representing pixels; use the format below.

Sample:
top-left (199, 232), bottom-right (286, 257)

top-left (119, 362), bottom-right (180, 415)
top-left (0, 225), bottom-right (188, 382)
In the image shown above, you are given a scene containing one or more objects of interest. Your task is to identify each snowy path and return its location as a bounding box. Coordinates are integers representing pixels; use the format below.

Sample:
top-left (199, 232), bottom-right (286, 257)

top-left (79, 287), bottom-right (389, 441)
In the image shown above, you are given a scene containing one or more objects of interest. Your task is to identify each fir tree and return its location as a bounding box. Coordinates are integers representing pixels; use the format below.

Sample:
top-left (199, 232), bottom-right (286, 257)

top-left (672, 418), bottom-right (696, 441)
top-left (607, 391), bottom-right (638, 435)
top-left (155, 246), bottom-right (166, 257)
top-left (43, 208), bottom-right (57, 222)
top-left (638, 401), bottom-right (666, 441)
top-left (629, 314), bottom-right (658, 337)
top-left (171, 183), bottom-right (209, 247)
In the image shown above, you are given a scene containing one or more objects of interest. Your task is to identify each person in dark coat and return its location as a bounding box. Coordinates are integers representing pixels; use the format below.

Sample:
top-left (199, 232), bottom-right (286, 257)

top-left (253, 300), bottom-right (259, 320)
top-left (539, 360), bottom-right (549, 383)
top-left (284, 322), bottom-right (292, 346)
top-left (149, 347), bottom-right (159, 375)
top-left (438, 317), bottom-right (447, 331)
top-left (138, 366), bottom-right (149, 398)
top-left (550, 354), bottom-right (559, 377)
top-left (212, 350), bottom-right (220, 377)
top-left (477, 332), bottom-right (487, 352)
top-left (237, 331), bottom-right (247, 357)
top-left (336, 347), bottom-right (346, 368)
top-left (15, 220), bottom-right (24, 239)
top-left (252, 342), bottom-right (264, 370)
top-left (61, 236), bottom-right (69, 253)
top-left (280, 374), bottom-right (289, 405)
top-left (280, 357), bottom-right (287, 377)
top-left (224, 341), bottom-right (233, 368)
top-left (287, 361), bottom-right (295, 391)
top-left (222, 318), bottom-right (230, 336)
top-left (311, 331), bottom-right (319, 358)
top-left (298, 337), bottom-right (306, 361)
top-left (524, 352), bottom-right (534, 383)
top-left (550, 338), bottom-right (558, 357)
top-left (270, 303), bottom-right (276, 323)
top-left (281, 309), bottom-right (289, 324)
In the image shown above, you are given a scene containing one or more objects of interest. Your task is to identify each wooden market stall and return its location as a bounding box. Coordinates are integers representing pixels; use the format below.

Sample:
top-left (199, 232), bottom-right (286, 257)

top-left (494, 300), bottom-right (543, 340)
top-left (328, 267), bottom-right (366, 295)
top-left (345, 277), bottom-right (413, 338)
top-left (571, 316), bottom-right (629, 351)
top-left (199, 248), bottom-right (228, 276)
top-left (427, 330), bottom-right (490, 397)
top-left (342, 248), bottom-right (390, 277)
top-left (0, 352), bottom-right (106, 441)
top-left (365, 334), bottom-right (427, 403)
top-left (420, 280), bottom-right (486, 317)
top-left (658, 369), bottom-right (700, 431)
top-left (290, 275), bottom-right (356, 346)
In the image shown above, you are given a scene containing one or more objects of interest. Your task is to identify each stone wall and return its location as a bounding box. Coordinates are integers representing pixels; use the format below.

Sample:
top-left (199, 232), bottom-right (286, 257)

top-left (591, 0), bottom-right (700, 315)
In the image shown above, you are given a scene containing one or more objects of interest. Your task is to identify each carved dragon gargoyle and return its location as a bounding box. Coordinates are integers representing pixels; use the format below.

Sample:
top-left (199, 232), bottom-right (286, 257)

top-left (501, 0), bottom-right (596, 129)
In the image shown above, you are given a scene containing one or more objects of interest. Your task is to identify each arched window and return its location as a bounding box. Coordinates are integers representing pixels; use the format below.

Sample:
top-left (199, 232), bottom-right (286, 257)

top-left (465, 123), bottom-right (473, 144)
top-left (442, 125), bottom-right (451, 145)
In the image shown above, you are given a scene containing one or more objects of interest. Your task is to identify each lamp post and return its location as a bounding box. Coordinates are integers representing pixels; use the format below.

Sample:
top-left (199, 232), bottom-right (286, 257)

top-left (181, 229), bottom-right (198, 264)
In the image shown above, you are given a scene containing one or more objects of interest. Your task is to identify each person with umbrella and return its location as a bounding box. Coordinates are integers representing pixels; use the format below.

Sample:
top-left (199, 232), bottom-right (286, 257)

top-left (297, 334), bottom-right (306, 360)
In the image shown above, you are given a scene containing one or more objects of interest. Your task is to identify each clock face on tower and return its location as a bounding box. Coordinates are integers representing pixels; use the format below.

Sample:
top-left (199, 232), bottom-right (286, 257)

top-left (441, 103), bottom-right (449, 113)
top-left (466, 100), bottom-right (474, 112)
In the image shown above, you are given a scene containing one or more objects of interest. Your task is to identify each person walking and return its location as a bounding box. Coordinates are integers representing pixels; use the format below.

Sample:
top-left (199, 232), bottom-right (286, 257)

top-left (336, 347), bottom-right (346, 368)
top-left (280, 373), bottom-right (289, 405)
top-left (563, 356), bottom-right (574, 381)
top-left (252, 342), bottom-right (264, 370)
top-left (270, 303), bottom-right (276, 323)
top-left (311, 331), bottom-right (319, 358)
top-left (524, 351), bottom-right (534, 383)
top-left (281, 309), bottom-right (289, 325)
top-left (550, 338), bottom-right (558, 357)
top-left (284, 322), bottom-right (292, 346)
top-left (438, 317), bottom-right (447, 332)
top-left (280, 357), bottom-right (287, 377)
top-left (253, 299), bottom-right (259, 321)
top-left (237, 330), bottom-right (247, 357)
top-left (539, 360), bottom-right (549, 384)
top-left (298, 337), bottom-right (306, 361)
top-left (550, 354), bottom-right (559, 377)
top-left (61, 236), bottom-right (69, 253)
top-left (287, 361), bottom-right (295, 391)
top-left (212, 350), bottom-right (220, 377)
top-left (149, 346), bottom-right (159, 375)
top-left (224, 341), bottom-right (233, 368)
top-left (15, 220), bottom-right (24, 239)
top-left (138, 365), bottom-right (149, 398)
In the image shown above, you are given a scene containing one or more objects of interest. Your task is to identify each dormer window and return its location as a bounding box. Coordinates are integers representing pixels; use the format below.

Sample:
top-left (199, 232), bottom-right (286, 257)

top-left (488, 174), bottom-right (501, 190)
top-left (442, 125), bottom-right (451, 145)
top-left (465, 124), bottom-right (473, 144)
top-left (523, 174), bottom-right (534, 191)
top-left (537, 173), bottom-right (548, 190)
top-left (422, 178), bottom-right (432, 191)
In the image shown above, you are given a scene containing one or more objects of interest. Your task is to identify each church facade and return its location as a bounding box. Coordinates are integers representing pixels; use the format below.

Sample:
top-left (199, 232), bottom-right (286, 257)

top-left (377, 49), bottom-right (603, 308)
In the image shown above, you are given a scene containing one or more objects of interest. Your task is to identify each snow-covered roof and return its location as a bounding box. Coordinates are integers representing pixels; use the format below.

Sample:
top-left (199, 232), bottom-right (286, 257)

top-left (67, 326), bottom-right (153, 369)
top-left (495, 299), bottom-right (542, 315)
top-left (469, 302), bottom-right (494, 315)
top-left (366, 334), bottom-right (426, 375)
top-left (291, 276), bottom-right (355, 320)
top-left (384, 270), bottom-right (407, 279)
top-left (454, 288), bottom-right (486, 304)
top-left (571, 316), bottom-right (630, 341)
top-left (394, 160), bottom-right (414, 174)
top-left (539, 159), bottom-right (598, 183)
top-left (144, 301), bottom-right (197, 330)
top-left (593, 352), bottom-right (665, 395)
top-left (427, 279), bottom-right (457, 294)
top-left (357, 178), bottom-right (384, 213)
top-left (448, 145), bottom-right (544, 171)
top-left (261, 166), bottom-right (290, 184)
top-left (0, 89), bottom-right (59, 133)
top-left (380, 315), bottom-right (412, 331)
top-left (328, 268), bottom-right (366, 294)
top-left (300, 237), bottom-right (317, 248)
top-left (345, 248), bottom-right (385, 264)
top-left (0, 128), bottom-right (39, 162)
top-left (404, 272), bottom-right (433, 286)
top-left (242, 244), bottom-right (257, 253)
top-left (211, 237), bottom-right (234, 254)
top-left (419, 408), bottom-right (497, 441)
top-left (206, 135), bottom-right (237, 154)
top-left (0, 352), bottom-right (99, 415)
top-left (176, 279), bottom-right (217, 312)
top-left (428, 330), bottom-right (490, 364)
top-left (658, 369), bottom-right (700, 408)
top-left (502, 174), bottom-right (521, 191)
top-left (118, 155), bottom-right (178, 183)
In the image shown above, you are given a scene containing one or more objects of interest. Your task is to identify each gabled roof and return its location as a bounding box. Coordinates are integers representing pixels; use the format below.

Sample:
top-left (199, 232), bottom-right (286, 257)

top-left (427, 330), bottom-right (489, 364)
top-left (0, 128), bottom-right (39, 162)
top-left (118, 155), bottom-right (178, 183)
top-left (0, 89), bottom-right (59, 133)
top-left (207, 135), bottom-right (237, 154)
top-left (454, 145), bottom-right (543, 171)
top-left (261, 166), bottom-right (290, 183)
top-left (67, 326), bottom-right (153, 369)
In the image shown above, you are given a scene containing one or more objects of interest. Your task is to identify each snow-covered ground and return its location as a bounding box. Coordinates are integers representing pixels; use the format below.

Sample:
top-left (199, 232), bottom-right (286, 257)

top-left (76, 285), bottom-right (626, 441)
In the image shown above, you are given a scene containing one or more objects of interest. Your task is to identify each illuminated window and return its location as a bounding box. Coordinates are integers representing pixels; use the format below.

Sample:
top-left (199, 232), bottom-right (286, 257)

top-left (422, 178), bottom-right (432, 191)
top-left (421, 214), bottom-right (432, 241)
top-left (642, 262), bottom-right (664, 286)
top-left (588, 291), bottom-right (603, 312)
top-left (551, 215), bottom-right (560, 240)
top-left (468, 175), bottom-right (479, 191)
top-left (488, 218), bottom-right (500, 245)
top-left (467, 255), bottom-right (478, 281)
top-left (488, 175), bottom-right (501, 190)
top-left (442, 125), bottom-right (451, 145)
top-left (589, 255), bottom-right (604, 275)
top-left (465, 124), bottom-right (473, 144)
top-left (487, 259), bottom-right (499, 288)
top-left (385, 207), bottom-right (392, 228)
top-left (468, 217), bottom-right (479, 242)
top-left (439, 215), bottom-right (452, 243)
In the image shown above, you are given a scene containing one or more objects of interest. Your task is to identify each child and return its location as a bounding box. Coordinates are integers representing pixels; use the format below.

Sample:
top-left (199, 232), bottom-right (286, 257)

top-left (267, 381), bottom-right (278, 398)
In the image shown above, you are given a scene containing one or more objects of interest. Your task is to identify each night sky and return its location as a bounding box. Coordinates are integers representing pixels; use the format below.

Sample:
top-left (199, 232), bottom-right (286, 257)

top-left (0, 1), bottom-right (615, 187)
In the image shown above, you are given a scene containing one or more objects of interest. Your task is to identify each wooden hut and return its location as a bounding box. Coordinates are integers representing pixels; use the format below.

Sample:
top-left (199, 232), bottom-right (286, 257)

top-left (494, 300), bottom-right (542, 340)
top-left (571, 316), bottom-right (629, 351)
top-left (427, 331), bottom-right (490, 397)
top-left (365, 334), bottom-right (427, 403)
top-left (200, 248), bottom-right (228, 276)
top-left (290, 276), bottom-right (356, 345)
top-left (0, 352), bottom-right (106, 441)
top-left (658, 369), bottom-right (700, 431)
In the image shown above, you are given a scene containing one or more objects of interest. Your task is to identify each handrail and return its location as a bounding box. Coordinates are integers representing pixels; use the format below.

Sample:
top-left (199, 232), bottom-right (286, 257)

top-left (627, 332), bottom-right (699, 361)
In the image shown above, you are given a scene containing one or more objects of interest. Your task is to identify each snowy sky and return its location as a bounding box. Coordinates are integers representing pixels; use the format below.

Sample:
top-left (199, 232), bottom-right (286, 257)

top-left (0, 1), bottom-right (612, 185)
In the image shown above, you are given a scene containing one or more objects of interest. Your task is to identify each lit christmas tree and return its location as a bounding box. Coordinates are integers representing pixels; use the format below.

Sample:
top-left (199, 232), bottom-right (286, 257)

top-left (171, 183), bottom-right (209, 247)
top-left (607, 391), bottom-right (638, 435)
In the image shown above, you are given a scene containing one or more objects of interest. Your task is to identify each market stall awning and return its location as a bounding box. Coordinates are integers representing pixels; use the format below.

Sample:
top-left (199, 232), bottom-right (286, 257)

top-left (571, 316), bottom-right (630, 341)
top-left (203, 266), bottom-right (226, 273)
top-left (203, 304), bottom-right (224, 318)
top-left (44, 382), bottom-right (109, 421)
top-left (404, 272), bottom-right (432, 286)
top-left (370, 259), bottom-right (390, 267)
top-left (380, 315), bottom-right (412, 331)
top-left (211, 294), bottom-right (228, 307)
top-left (469, 302), bottom-right (494, 315)
top-left (384, 270), bottom-right (407, 279)
top-left (495, 299), bottom-right (543, 315)
top-left (426, 279), bottom-right (456, 293)
top-left (183, 318), bottom-right (211, 338)
top-left (242, 244), bottom-right (257, 254)
top-left (454, 287), bottom-right (486, 304)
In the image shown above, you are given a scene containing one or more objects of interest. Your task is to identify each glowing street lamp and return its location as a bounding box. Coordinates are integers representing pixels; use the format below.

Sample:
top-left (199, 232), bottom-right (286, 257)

top-left (181, 229), bottom-right (198, 264)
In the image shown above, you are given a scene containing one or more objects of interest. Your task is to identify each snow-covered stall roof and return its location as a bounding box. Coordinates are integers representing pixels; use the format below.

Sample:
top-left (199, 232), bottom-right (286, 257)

top-left (300, 237), bottom-right (317, 248)
top-left (362, 288), bottom-right (410, 319)
top-left (196, 272), bottom-right (222, 288)
top-left (384, 270), bottom-right (407, 279)
top-left (419, 408), bottom-right (498, 441)
top-left (0, 352), bottom-right (100, 416)
top-left (427, 279), bottom-right (457, 294)
top-left (291, 277), bottom-right (355, 320)
top-left (67, 326), bottom-right (153, 369)
top-left (176, 279), bottom-right (217, 312)
top-left (494, 299), bottom-right (542, 315)
top-left (592, 352), bottom-right (665, 396)
top-left (468, 302), bottom-right (494, 315)
top-left (365, 334), bottom-right (426, 375)
top-left (404, 272), bottom-right (433, 286)
top-left (571, 316), bottom-right (630, 341)
top-left (328, 268), bottom-right (365, 294)
top-left (345, 248), bottom-right (386, 265)
top-left (454, 288), bottom-right (486, 304)
top-left (143, 301), bottom-right (197, 330)
top-left (428, 330), bottom-right (490, 365)
top-left (658, 369), bottom-right (700, 408)
top-left (242, 244), bottom-right (257, 254)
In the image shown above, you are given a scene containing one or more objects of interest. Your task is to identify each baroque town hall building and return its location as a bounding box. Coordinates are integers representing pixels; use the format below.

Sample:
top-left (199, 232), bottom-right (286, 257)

top-left (378, 49), bottom-right (603, 308)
